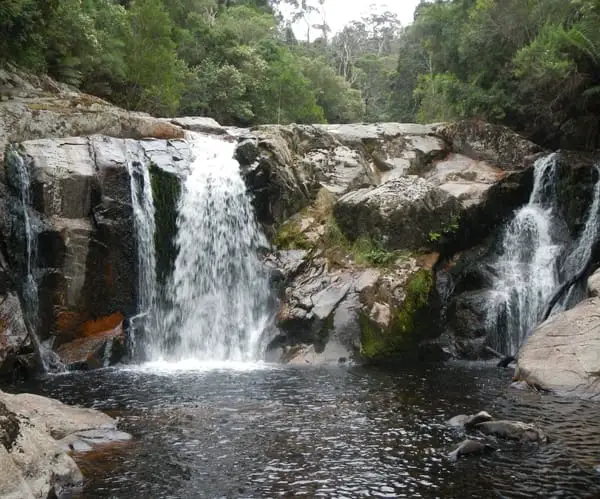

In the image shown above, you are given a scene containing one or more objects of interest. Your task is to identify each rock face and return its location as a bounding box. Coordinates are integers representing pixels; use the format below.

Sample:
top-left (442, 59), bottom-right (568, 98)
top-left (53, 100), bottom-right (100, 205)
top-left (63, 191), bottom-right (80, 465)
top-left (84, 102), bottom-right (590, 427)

top-left (0, 136), bottom-right (190, 369)
top-left (244, 121), bottom-right (544, 363)
top-left (0, 389), bottom-right (130, 498)
top-left (0, 64), bottom-right (184, 170)
top-left (515, 297), bottom-right (600, 400)
top-left (0, 66), bottom-right (193, 373)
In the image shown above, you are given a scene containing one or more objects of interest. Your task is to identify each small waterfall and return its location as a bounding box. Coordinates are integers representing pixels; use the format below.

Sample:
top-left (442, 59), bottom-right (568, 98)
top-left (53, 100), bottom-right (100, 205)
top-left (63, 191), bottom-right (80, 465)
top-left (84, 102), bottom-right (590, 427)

top-left (126, 148), bottom-right (158, 356)
top-left (8, 148), bottom-right (63, 372)
top-left (149, 133), bottom-right (273, 362)
top-left (488, 154), bottom-right (600, 354)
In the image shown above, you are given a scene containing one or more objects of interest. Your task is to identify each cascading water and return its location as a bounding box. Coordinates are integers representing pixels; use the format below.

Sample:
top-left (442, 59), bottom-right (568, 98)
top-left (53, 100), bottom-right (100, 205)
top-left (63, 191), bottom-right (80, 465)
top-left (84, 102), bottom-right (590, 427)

top-left (488, 154), bottom-right (600, 355)
top-left (126, 148), bottom-right (158, 356)
top-left (146, 133), bottom-right (273, 362)
top-left (8, 148), bottom-right (63, 372)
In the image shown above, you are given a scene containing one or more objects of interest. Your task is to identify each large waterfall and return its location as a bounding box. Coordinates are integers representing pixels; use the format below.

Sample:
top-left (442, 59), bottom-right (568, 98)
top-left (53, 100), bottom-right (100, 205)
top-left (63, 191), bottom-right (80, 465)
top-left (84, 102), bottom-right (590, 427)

top-left (139, 133), bottom-right (273, 362)
top-left (488, 154), bottom-right (600, 355)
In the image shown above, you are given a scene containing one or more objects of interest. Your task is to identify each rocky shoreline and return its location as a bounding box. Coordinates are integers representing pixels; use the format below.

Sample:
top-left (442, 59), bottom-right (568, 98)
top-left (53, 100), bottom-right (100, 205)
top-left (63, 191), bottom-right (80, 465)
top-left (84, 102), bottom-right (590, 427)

top-left (0, 389), bottom-right (130, 498)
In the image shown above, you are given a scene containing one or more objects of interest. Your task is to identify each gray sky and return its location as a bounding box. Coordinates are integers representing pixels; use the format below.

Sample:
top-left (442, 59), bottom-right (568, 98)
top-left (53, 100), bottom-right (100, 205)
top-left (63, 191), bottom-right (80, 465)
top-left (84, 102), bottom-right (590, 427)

top-left (284, 1), bottom-right (422, 39)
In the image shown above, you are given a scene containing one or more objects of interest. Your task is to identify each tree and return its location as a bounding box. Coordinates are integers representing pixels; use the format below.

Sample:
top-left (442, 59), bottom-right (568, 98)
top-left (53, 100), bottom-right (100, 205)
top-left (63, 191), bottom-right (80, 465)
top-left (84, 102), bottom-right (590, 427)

top-left (124, 0), bottom-right (186, 116)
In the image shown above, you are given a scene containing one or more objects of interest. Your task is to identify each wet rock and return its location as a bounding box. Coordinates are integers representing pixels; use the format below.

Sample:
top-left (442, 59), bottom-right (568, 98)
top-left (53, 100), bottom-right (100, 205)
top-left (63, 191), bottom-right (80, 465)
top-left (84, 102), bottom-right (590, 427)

top-left (58, 428), bottom-right (132, 453)
top-left (516, 297), bottom-right (600, 400)
top-left (334, 177), bottom-right (462, 251)
top-left (3, 134), bottom-right (190, 365)
top-left (0, 292), bottom-right (29, 375)
top-left (284, 342), bottom-right (352, 366)
top-left (587, 268), bottom-right (600, 297)
top-left (448, 411), bottom-right (493, 429)
top-left (0, 388), bottom-right (131, 499)
top-left (56, 315), bottom-right (126, 370)
top-left (476, 420), bottom-right (547, 443)
top-left (1, 391), bottom-right (116, 440)
top-left (448, 439), bottom-right (495, 461)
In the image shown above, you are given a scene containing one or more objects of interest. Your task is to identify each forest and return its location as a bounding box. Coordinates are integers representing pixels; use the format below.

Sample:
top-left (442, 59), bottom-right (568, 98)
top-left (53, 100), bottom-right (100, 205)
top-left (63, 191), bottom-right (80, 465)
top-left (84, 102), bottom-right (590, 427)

top-left (2, 0), bottom-right (600, 148)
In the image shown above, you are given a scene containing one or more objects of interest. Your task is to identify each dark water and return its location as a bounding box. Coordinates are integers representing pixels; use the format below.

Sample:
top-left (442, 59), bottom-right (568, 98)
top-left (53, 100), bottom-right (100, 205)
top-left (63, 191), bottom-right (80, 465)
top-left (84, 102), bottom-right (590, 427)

top-left (6, 361), bottom-right (600, 498)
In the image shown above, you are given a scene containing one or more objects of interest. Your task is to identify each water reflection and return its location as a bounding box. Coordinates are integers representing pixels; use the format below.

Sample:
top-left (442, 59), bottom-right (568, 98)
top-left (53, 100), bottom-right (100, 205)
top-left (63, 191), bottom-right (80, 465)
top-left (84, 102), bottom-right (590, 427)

top-left (5, 362), bottom-right (600, 498)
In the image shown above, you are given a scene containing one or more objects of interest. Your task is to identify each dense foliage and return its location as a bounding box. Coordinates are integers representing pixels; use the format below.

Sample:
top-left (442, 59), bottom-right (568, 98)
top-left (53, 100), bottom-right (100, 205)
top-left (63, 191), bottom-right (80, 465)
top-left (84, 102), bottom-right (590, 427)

top-left (392, 0), bottom-right (600, 149)
top-left (2, 0), bottom-right (599, 147)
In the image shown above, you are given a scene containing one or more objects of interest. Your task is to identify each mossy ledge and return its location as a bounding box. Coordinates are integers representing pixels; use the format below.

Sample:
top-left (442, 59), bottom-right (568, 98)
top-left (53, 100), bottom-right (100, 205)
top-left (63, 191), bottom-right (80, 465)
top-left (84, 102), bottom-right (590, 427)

top-left (359, 269), bottom-right (437, 362)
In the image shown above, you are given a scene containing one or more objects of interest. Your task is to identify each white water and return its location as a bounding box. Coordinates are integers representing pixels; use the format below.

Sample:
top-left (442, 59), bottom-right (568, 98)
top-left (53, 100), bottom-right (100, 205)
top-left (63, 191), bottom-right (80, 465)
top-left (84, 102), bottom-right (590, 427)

top-left (147, 133), bottom-right (273, 362)
top-left (126, 147), bottom-right (158, 355)
top-left (489, 155), bottom-right (600, 354)
top-left (10, 149), bottom-right (63, 372)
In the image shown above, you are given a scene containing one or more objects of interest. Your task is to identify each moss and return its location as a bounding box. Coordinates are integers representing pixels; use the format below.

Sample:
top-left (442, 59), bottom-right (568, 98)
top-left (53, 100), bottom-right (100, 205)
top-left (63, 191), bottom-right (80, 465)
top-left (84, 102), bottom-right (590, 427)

top-left (273, 219), bottom-right (311, 250)
top-left (359, 269), bottom-right (435, 360)
top-left (150, 163), bottom-right (181, 286)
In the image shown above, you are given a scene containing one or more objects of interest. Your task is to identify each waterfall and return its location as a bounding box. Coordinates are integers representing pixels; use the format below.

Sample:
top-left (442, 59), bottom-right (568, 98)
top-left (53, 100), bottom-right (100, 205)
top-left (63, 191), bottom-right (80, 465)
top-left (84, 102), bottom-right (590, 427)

top-left (146, 133), bottom-right (273, 362)
top-left (8, 148), bottom-right (63, 372)
top-left (488, 154), bottom-right (600, 355)
top-left (126, 148), bottom-right (158, 356)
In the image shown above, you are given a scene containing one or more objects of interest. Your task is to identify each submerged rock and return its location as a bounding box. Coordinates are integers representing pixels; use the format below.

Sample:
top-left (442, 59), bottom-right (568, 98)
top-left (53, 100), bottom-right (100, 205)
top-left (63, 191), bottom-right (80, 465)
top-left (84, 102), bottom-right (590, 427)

top-left (476, 420), bottom-right (547, 443)
top-left (448, 411), bottom-right (493, 429)
top-left (448, 439), bottom-right (495, 461)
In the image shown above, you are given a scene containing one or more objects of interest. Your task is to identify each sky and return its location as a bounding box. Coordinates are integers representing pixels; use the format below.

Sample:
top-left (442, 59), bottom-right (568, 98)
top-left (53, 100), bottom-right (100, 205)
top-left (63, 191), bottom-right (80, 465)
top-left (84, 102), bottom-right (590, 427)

top-left (283, 0), bottom-right (422, 39)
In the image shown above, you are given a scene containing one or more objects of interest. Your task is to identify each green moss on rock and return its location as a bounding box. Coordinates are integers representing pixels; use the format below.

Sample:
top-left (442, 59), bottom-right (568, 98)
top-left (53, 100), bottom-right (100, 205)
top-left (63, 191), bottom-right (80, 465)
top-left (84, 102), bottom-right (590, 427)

top-left (360, 269), bottom-right (436, 360)
top-left (273, 219), bottom-right (311, 250)
top-left (150, 163), bottom-right (181, 286)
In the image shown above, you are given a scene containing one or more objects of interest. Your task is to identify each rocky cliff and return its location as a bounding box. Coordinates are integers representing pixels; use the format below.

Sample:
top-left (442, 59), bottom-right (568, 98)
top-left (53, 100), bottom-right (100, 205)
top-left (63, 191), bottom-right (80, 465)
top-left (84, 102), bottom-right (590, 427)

top-left (0, 66), bottom-right (193, 374)
top-left (2, 65), bottom-right (600, 401)
top-left (235, 121), bottom-right (551, 363)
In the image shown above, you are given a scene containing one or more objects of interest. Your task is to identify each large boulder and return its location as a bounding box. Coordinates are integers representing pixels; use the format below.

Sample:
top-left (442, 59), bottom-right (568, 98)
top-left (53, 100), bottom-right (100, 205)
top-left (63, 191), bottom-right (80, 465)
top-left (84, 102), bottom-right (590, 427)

top-left (437, 120), bottom-right (543, 169)
top-left (334, 176), bottom-right (462, 251)
top-left (515, 297), bottom-right (600, 399)
top-left (265, 200), bottom-right (442, 364)
top-left (0, 389), bottom-right (131, 498)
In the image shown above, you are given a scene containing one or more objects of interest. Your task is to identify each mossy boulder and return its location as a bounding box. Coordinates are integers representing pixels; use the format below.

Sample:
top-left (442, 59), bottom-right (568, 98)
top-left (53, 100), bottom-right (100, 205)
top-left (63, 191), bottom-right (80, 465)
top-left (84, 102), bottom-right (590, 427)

top-left (359, 269), bottom-right (439, 361)
top-left (334, 177), bottom-right (462, 251)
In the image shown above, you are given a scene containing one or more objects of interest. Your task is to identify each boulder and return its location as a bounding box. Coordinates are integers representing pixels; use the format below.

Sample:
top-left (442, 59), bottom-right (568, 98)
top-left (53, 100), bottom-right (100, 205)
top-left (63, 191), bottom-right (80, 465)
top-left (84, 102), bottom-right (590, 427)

top-left (588, 268), bottom-right (600, 297)
top-left (437, 120), bottom-right (543, 169)
top-left (516, 297), bottom-right (600, 399)
top-left (56, 314), bottom-right (126, 369)
top-left (0, 389), bottom-right (131, 498)
top-left (448, 439), bottom-right (495, 461)
top-left (447, 411), bottom-right (493, 429)
top-left (334, 176), bottom-right (462, 251)
top-left (475, 420), bottom-right (547, 443)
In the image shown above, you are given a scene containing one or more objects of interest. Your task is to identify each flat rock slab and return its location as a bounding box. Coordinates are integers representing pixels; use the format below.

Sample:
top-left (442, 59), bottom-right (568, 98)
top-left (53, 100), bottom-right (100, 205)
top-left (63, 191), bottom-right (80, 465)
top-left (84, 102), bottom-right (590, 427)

top-left (58, 429), bottom-right (132, 453)
top-left (1, 391), bottom-right (116, 439)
